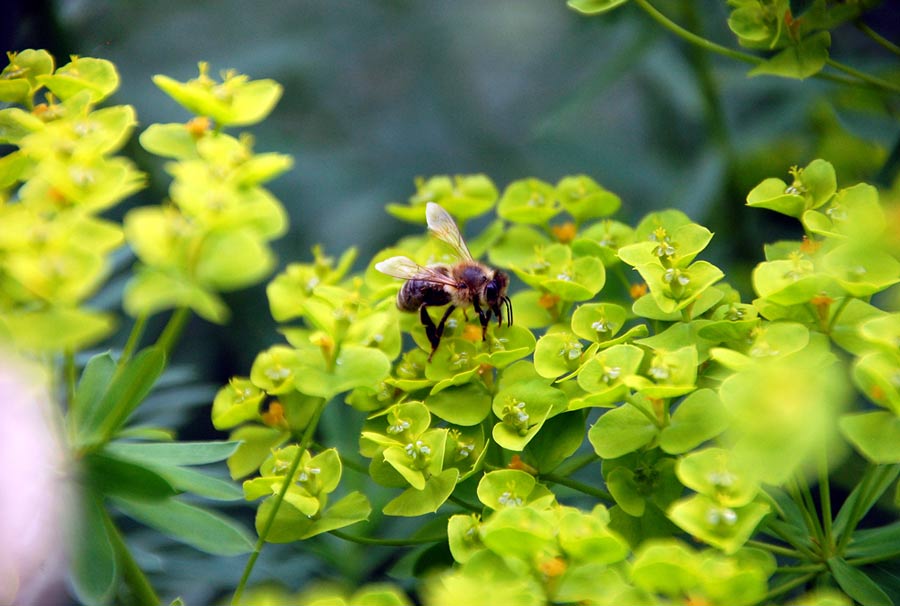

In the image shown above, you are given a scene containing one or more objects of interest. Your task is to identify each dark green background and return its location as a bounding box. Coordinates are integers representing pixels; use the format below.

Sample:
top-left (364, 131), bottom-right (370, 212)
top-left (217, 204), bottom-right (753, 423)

top-left (5, 1), bottom-right (899, 603)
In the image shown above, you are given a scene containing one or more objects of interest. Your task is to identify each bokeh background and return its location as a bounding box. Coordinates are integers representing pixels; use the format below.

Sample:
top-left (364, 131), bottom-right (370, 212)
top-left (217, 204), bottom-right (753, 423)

top-left (4, 1), bottom-right (899, 603)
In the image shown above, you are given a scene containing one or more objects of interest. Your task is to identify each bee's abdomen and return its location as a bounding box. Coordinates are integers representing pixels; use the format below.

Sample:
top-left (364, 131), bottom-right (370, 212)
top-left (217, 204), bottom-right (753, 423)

top-left (398, 279), bottom-right (452, 312)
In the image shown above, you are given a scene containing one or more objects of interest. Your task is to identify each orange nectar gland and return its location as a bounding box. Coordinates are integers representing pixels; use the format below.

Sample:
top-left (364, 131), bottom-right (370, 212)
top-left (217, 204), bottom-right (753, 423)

top-left (311, 333), bottom-right (336, 359)
top-left (630, 282), bottom-right (648, 300)
top-left (870, 385), bottom-right (886, 403)
top-left (538, 556), bottom-right (567, 579)
top-left (462, 323), bottom-right (483, 343)
top-left (508, 455), bottom-right (538, 475)
top-left (261, 401), bottom-right (287, 428)
top-left (185, 116), bottom-right (212, 138)
top-left (799, 236), bottom-right (820, 255)
top-left (810, 293), bottom-right (834, 323)
top-left (551, 222), bottom-right (577, 244)
top-left (538, 292), bottom-right (561, 310)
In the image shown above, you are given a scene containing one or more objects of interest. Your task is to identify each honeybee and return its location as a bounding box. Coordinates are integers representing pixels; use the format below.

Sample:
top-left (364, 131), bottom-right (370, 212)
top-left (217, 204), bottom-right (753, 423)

top-left (376, 202), bottom-right (512, 360)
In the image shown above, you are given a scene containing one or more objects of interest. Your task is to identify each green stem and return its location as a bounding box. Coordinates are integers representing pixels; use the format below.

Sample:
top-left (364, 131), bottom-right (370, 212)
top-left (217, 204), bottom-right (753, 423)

top-left (329, 529), bottom-right (448, 546)
top-left (818, 446), bottom-right (834, 552)
top-left (758, 572), bottom-right (817, 603)
top-left (632, 0), bottom-right (872, 90)
top-left (232, 399), bottom-right (327, 605)
top-left (794, 474), bottom-right (825, 548)
top-left (625, 393), bottom-right (663, 428)
top-left (765, 522), bottom-right (820, 561)
top-left (448, 493), bottom-right (482, 514)
top-left (102, 505), bottom-right (159, 606)
top-left (540, 472), bottom-right (614, 502)
top-left (835, 464), bottom-right (898, 553)
top-left (855, 20), bottom-right (900, 56)
top-left (64, 349), bottom-right (76, 407)
top-left (776, 563), bottom-right (826, 574)
top-left (119, 314), bottom-right (148, 367)
top-left (633, 0), bottom-right (762, 65)
top-left (846, 551), bottom-right (900, 567)
top-left (553, 452), bottom-right (598, 477)
top-left (835, 464), bottom-right (876, 552)
top-left (825, 58), bottom-right (900, 94)
top-left (746, 539), bottom-right (803, 559)
top-left (826, 296), bottom-right (852, 334)
top-left (156, 307), bottom-right (191, 359)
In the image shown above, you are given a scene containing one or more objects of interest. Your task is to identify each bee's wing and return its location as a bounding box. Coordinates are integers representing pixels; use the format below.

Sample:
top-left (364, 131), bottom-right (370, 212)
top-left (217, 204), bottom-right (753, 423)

top-left (426, 202), bottom-right (474, 261)
top-left (375, 256), bottom-right (458, 286)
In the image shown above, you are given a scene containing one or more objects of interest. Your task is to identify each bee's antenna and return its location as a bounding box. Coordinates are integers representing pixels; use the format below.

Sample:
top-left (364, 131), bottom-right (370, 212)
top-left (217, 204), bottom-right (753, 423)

top-left (503, 296), bottom-right (513, 327)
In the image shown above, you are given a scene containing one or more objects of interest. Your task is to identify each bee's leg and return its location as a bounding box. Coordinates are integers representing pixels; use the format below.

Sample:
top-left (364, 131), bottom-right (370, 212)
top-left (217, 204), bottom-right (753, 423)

top-left (473, 299), bottom-right (490, 341)
top-left (424, 305), bottom-right (456, 361)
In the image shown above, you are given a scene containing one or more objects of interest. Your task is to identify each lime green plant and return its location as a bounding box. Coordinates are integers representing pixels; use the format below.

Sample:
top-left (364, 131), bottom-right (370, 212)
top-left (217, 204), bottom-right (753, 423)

top-left (3, 48), bottom-right (899, 606)
top-left (1, 51), bottom-right (287, 605)
top-left (224, 164), bottom-right (900, 606)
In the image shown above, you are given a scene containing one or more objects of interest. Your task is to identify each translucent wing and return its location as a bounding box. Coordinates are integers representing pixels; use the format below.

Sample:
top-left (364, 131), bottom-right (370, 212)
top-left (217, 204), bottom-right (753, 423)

top-left (375, 256), bottom-right (457, 286)
top-left (426, 202), bottom-right (474, 261)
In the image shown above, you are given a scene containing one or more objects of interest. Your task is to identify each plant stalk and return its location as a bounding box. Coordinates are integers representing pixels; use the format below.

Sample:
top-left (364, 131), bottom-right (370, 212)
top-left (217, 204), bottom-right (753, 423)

top-left (232, 398), bottom-right (327, 605)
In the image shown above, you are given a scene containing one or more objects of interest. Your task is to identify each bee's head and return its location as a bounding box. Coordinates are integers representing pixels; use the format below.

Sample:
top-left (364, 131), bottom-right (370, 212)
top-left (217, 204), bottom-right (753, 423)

top-left (485, 271), bottom-right (512, 327)
top-left (484, 270), bottom-right (508, 305)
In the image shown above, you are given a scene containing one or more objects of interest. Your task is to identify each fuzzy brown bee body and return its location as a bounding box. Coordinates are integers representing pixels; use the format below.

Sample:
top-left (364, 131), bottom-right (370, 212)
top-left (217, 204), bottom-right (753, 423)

top-left (376, 204), bottom-right (512, 360)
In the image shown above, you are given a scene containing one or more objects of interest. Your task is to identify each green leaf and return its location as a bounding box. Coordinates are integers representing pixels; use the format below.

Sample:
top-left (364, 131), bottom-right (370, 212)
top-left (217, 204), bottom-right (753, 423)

top-left (659, 389), bottom-right (729, 454)
top-left (124, 266), bottom-right (229, 323)
top-left (152, 71), bottom-right (283, 127)
top-left (256, 490), bottom-right (372, 541)
top-left (839, 412), bottom-right (900, 463)
top-left (86, 452), bottom-right (177, 501)
top-left (227, 425), bottom-right (289, 479)
top-left (534, 331), bottom-right (586, 378)
top-left (588, 403), bottom-right (658, 459)
top-left (667, 494), bottom-right (770, 554)
top-left (558, 507), bottom-right (629, 564)
top-left (497, 178), bottom-right (560, 224)
top-left (73, 346), bottom-right (166, 447)
top-left (426, 382), bottom-right (492, 426)
top-left (567, 0), bottom-right (631, 15)
top-left (749, 32), bottom-right (831, 79)
top-left (211, 378), bottom-right (265, 430)
top-left (556, 175), bottom-right (621, 222)
top-left (151, 465), bottom-right (243, 501)
top-left (113, 496), bottom-right (254, 555)
top-left (833, 466), bottom-right (900, 538)
top-left (383, 469), bottom-right (459, 516)
top-left (853, 352), bottom-right (900, 414)
top-left (40, 56), bottom-right (119, 102)
top-left (195, 228), bottom-right (276, 291)
top-left (139, 122), bottom-right (200, 159)
top-left (477, 469), bottom-right (537, 509)
top-left (752, 259), bottom-right (838, 306)
top-left (104, 440), bottom-right (241, 466)
top-left (67, 493), bottom-right (117, 606)
top-left (487, 224), bottom-right (550, 269)
top-left (845, 522), bottom-right (900, 561)
top-left (827, 557), bottom-right (893, 606)
top-left (296, 344), bottom-right (392, 400)
top-left (523, 412), bottom-right (585, 473)
top-left (675, 447), bottom-right (759, 507)
top-left (571, 303), bottom-right (627, 343)
top-left (480, 506), bottom-right (555, 560)
top-left (69, 352), bottom-right (116, 439)
top-left (607, 467), bottom-right (646, 516)
top-left (630, 540), bottom-right (699, 595)
top-left (0, 306), bottom-right (116, 353)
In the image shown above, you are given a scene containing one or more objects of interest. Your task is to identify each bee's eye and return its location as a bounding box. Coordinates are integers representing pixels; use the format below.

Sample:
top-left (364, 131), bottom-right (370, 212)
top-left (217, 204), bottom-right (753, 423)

top-left (485, 282), bottom-right (498, 300)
